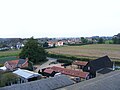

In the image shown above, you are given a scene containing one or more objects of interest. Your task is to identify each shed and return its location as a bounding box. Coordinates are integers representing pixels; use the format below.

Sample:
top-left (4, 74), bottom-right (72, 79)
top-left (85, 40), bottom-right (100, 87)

top-left (13, 69), bottom-right (41, 82)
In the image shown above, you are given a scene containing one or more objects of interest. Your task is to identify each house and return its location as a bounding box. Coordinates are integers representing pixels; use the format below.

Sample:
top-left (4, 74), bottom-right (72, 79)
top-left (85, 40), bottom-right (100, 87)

top-left (48, 41), bottom-right (64, 47)
top-left (4, 58), bottom-right (28, 71)
top-left (55, 41), bottom-right (64, 46)
top-left (72, 61), bottom-right (88, 69)
top-left (0, 75), bottom-right (74, 90)
top-left (57, 71), bottom-right (120, 90)
top-left (13, 69), bottom-right (41, 83)
top-left (83, 56), bottom-right (113, 78)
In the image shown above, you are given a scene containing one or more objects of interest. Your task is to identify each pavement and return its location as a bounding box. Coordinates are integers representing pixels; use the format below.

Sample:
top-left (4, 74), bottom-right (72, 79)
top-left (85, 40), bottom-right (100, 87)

top-left (35, 57), bottom-right (57, 72)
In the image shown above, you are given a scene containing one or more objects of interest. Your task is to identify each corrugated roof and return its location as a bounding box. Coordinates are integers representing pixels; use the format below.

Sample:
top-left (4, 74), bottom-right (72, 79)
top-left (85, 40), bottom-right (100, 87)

top-left (57, 71), bottom-right (120, 90)
top-left (73, 61), bottom-right (88, 66)
top-left (50, 66), bottom-right (89, 78)
top-left (13, 69), bottom-right (41, 79)
top-left (0, 75), bottom-right (74, 90)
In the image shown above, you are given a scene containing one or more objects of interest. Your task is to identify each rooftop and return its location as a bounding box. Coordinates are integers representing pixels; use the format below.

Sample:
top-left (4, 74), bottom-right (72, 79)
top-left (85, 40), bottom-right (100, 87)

top-left (0, 75), bottom-right (74, 90)
top-left (73, 61), bottom-right (88, 66)
top-left (7, 60), bottom-right (19, 65)
top-left (13, 69), bottom-right (41, 79)
top-left (57, 70), bottom-right (120, 90)
top-left (50, 66), bottom-right (89, 78)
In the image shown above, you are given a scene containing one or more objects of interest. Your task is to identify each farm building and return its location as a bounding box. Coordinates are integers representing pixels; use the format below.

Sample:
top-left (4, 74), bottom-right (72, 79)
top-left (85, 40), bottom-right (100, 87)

top-left (0, 75), bottom-right (74, 90)
top-left (72, 61), bottom-right (88, 69)
top-left (13, 69), bottom-right (41, 83)
top-left (83, 55), bottom-right (113, 78)
top-left (57, 70), bottom-right (120, 90)
top-left (43, 66), bottom-right (89, 81)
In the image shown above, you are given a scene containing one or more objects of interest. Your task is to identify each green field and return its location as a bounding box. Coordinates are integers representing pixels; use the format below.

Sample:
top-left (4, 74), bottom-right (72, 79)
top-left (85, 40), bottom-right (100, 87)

top-left (0, 50), bottom-right (21, 58)
top-left (47, 44), bottom-right (120, 61)
top-left (0, 50), bottom-right (21, 64)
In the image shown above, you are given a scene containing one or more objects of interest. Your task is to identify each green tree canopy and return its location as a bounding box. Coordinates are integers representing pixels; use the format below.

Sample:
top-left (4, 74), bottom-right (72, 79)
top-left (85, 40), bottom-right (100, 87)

top-left (19, 37), bottom-right (47, 64)
top-left (81, 37), bottom-right (88, 44)
top-left (98, 38), bottom-right (104, 44)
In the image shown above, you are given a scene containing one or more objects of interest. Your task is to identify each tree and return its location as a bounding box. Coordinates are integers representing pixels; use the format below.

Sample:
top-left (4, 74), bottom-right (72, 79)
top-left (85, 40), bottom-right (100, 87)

top-left (43, 42), bottom-right (49, 48)
top-left (112, 33), bottom-right (120, 44)
top-left (81, 37), bottom-right (88, 44)
top-left (98, 38), bottom-right (104, 44)
top-left (0, 72), bottom-right (19, 87)
top-left (19, 37), bottom-right (47, 64)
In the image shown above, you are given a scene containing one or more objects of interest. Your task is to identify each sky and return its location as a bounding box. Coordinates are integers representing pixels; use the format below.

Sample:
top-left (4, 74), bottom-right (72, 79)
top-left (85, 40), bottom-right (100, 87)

top-left (0, 0), bottom-right (120, 38)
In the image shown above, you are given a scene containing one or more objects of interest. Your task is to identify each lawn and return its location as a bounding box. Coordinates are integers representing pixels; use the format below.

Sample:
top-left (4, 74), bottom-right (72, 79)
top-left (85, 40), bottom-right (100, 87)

top-left (46, 44), bottom-right (120, 61)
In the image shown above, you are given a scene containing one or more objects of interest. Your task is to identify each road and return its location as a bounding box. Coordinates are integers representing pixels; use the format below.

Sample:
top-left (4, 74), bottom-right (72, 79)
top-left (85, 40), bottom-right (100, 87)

top-left (35, 57), bottom-right (57, 72)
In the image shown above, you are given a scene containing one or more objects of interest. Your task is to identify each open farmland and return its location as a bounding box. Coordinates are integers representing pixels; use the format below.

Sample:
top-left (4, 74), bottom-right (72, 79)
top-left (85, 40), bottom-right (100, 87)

top-left (47, 44), bottom-right (120, 61)
top-left (0, 50), bottom-right (21, 58)
top-left (0, 50), bottom-right (21, 63)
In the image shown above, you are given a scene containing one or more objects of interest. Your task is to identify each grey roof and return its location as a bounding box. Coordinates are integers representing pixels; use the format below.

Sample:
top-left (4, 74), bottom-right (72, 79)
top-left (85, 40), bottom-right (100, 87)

top-left (0, 75), bottom-right (74, 90)
top-left (57, 70), bottom-right (120, 90)
top-left (17, 59), bottom-right (26, 65)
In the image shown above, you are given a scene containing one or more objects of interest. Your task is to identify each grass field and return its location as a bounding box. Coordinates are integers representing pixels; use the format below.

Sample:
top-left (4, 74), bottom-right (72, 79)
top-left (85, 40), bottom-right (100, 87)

top-left (0, 50), bottom-right (21, 64)
top-left (0, 50), bottom-right (21, 58)
top-left (47, 44), bottom-right (120, 61)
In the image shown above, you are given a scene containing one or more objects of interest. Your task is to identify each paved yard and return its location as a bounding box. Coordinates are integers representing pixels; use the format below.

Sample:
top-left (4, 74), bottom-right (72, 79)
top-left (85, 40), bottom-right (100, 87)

top-left (34, 57), bottom-right (57, 72)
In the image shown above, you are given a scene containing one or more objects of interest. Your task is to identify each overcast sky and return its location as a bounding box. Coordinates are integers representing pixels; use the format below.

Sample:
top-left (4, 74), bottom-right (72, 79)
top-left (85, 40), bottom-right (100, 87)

top-left (0, 0), bottom-right (120, 38)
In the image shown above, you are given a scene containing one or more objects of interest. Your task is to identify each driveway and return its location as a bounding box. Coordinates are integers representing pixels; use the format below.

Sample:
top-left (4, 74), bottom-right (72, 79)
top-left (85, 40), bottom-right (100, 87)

top-left (35, 57), bottom-right (57, 72)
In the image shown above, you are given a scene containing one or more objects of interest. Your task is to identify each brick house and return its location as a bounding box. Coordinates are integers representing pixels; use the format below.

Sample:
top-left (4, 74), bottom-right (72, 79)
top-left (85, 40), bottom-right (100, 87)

top-left (4, 58), bottom-right (28, 71)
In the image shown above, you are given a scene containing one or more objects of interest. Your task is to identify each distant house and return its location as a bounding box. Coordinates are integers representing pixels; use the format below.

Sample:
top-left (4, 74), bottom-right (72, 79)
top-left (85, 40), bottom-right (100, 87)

top-left (55, 41), bottom-right (64, 46)
top-left (48, 41), bottom-right (54, 47)
top-left (83, 56), bottom-right (113, 78)
top-left (48, 41), bottom-right (64, 47)
top-left (4, 58), bottom-right (28, 71)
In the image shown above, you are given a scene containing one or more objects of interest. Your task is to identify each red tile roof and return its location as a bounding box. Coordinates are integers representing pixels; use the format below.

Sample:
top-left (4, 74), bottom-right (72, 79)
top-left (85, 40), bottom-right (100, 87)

top-left (50, 66), bottom-right (89, 78)
top-left (7, 60), bottom-right (19, 65)
top-left (44, 69), bottom-right (54, 74)
top-left (73, 61), bottom-right (88, 66)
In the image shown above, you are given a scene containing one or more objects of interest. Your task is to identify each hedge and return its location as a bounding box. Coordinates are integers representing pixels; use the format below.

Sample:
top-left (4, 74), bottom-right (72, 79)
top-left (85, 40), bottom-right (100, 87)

top-left (57, 58), bottom-right (73, 63)
top-left (47, 53), bottom-right (92, 62)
